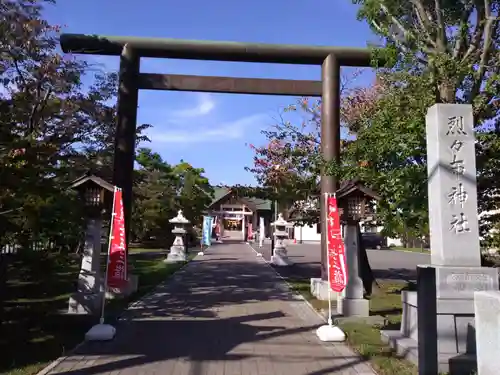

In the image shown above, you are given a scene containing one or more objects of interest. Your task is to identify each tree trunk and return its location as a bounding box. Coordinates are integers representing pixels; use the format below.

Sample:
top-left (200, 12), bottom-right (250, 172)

top-left (0, 253), bottom-right (10, 334)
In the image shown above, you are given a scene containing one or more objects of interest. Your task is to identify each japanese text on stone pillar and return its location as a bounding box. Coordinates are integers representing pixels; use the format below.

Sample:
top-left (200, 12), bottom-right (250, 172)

top-left (446, 116), bottom-right (470, 234)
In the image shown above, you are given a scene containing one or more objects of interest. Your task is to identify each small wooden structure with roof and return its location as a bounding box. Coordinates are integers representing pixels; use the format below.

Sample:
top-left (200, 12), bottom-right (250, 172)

top-left (205, 186), bottom-right (273, 241)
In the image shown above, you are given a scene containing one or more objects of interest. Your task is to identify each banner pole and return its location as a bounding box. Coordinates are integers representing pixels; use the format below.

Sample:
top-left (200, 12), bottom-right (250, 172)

top-left (315, 192), bottom-right (345, 342)
top-left (99, 186), bottom-right (118, 325)
top-left (324, 192), bottom-right (333, 327)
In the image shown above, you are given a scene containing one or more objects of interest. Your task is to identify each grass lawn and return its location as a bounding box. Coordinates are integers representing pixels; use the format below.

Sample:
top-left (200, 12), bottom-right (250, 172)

top-left (128, 247), bottom-right (166, 254)
top-left (0, 250), bottom-right (194, 375)
top-left (389, 247), bottom-right (429, 253)
top-left (288, 278), bottom-right (417, 375)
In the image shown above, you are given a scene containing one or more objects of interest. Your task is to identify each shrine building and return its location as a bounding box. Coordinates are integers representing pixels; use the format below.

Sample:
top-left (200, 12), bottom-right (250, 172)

top-left (206, 187), bottom-right (273, 242)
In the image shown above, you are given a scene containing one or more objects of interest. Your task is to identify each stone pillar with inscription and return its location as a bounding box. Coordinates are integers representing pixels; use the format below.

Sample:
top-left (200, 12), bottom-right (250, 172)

top-left (68, 218), bottom-right (103, 315)
top-left (381, 104), bottom-right (499, 374)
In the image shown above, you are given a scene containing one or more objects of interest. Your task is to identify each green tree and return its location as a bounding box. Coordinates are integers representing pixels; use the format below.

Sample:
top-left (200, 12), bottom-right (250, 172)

top-left (349, 0), bottom-right (500, 241)
top-left (0, 0), bottom-right (151, 251)
top-left (173, 161), bottom-right (214, 225)
top-left (132, 148), bottom-right (213, 246)
top-left (132, 148), bottom-right (177, 245)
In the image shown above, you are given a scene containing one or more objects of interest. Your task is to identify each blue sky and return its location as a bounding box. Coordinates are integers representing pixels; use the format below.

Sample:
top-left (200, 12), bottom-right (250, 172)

top-left (44, 0), bottom-right (377, 186)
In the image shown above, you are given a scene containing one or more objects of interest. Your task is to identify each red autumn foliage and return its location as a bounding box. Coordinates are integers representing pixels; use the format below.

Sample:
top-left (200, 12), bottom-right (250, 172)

top-left (247, 74), bottom-right (386, 192)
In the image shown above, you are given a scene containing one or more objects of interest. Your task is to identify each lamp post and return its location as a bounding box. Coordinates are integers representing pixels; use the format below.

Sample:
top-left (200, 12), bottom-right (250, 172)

top-left (68, 173), bottom-right (113, 315)
top-left (336, 180), bottom-right (380, 317)
top-left (270, 213), bottom-right (293, 266)
top-left (165, 210), bottom-right (190, 262)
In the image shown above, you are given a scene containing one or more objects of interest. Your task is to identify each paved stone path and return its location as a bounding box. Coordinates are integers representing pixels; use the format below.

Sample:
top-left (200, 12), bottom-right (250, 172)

top-left (45, 244), bottom-right (376, 375)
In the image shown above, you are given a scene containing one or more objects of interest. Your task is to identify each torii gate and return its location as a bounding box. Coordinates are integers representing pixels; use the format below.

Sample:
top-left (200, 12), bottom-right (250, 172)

top-left (60, 33), bottom-right (381, 279)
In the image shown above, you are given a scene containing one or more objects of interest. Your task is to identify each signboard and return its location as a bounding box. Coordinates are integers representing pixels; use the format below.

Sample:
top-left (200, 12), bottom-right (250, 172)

top-left (201, 216), bottom-right (213, 247)
top-left (107, 187), bottom-right (128, 288)
top-left (325, 194), bottom-right (348, 292)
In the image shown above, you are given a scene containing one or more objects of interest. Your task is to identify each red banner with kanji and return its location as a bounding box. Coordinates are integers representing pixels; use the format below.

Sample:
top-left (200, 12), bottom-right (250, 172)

top-left (326, 194), bottom-right (347, 292)
top-left (107, 187), bottom-right (128, 288)
top-left (247, 223), bottom-right (253, 241)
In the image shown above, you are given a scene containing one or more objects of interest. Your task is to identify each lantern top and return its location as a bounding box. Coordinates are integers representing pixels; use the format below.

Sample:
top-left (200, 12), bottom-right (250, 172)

top-left (69, 172), bottom-right (114, 192)
top-left (170, 210), bottom-right (190, 224)
top-left (336, 178), bottom-right (380, 201)
top-left (272, 213), bottom-right (289, 227)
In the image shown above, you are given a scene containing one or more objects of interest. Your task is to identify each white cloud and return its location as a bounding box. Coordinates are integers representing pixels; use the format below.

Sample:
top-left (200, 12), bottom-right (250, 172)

top-left (170, 93), bottom-right (215, 119)
top-left (147, 113), bottom-right (268, 144)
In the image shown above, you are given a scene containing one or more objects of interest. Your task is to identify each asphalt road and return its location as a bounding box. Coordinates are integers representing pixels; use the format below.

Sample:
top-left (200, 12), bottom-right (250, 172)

top-left (251, 241), bottom-right (430, 282)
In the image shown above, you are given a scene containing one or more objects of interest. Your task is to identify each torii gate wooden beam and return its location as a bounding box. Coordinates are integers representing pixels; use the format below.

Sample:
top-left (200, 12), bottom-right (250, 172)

top-left (60, 33), bottom-right (383, 279)
top-left (138, 74), bottom-right (322, 97)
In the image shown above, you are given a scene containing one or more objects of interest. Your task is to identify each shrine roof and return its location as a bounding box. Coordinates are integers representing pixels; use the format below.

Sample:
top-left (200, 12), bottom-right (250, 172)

top-left (208, 186), bottom-right (272, 211)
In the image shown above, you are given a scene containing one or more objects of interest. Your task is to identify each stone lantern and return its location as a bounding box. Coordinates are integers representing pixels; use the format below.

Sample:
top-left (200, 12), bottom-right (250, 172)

top-left (270, 213), bottom-right (293, 266)
top-left (68, 173), bottom-right (114, 315)
top-left (336, 179), bottom-right (380, 317)
top-left (165, 210), bottom-right (190, 263)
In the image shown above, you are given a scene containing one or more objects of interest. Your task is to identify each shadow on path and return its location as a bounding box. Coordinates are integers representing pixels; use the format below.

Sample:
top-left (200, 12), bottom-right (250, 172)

top-left (47, 244), bottom-right (373, 375)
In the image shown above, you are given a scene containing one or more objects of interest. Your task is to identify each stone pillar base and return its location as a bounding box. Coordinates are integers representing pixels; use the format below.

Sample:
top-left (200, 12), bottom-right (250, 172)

top-left (68, 292), bottom-right (102, 315)
top-left (270, 248), bottom-right (293, 266)
top-left (475, 291), bottom-right (500, 375)
top-left (165, 246), bottom-right (186, 262)
top-left (381, 291), bottom-right (478, 374)
top-left (310, 278), bottom-right (338, 301)
top-left (337, 297), bottom-right (369, 317)
top-left (380, 262), bottom-right (499, 375)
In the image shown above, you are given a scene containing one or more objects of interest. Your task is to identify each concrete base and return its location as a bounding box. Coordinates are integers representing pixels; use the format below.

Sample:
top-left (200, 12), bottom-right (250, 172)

top-left (68, 292), bottom-right (101, 315)
top-left (337, 297), bottom-right (369, 317)
top-left (381, 290), bottom-right (481, 374)
top-left (316, 324), bottom-right (346, 342)
top-left (165, 246), bottom-right (186, 263)
top-left (381, 330), bottom-right (477, 375)
top-left (197, 251), bottom-right (204, 256)
top-left (270, 248), bottom-right (293, 266)
top-left (475, 291), bottom-right (500, 375)
top-left (310, 278), bottom-right (338, 301)
top-left (85, 323), bottom-right (116, 341)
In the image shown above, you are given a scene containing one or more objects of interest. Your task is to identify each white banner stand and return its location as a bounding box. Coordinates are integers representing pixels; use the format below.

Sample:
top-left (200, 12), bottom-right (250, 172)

top-left (316, 193), bottom-right (346, 342)
top-left (256, 217), bottom-right (264, 256)
top-left (198, 244), bottom-right (204, 256)
top-left (85, 186), bottom-right (120, 341)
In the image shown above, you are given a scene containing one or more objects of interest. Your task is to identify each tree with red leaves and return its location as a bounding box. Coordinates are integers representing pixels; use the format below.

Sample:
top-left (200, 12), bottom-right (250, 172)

top-left (244, 72), bottom-right (383, 221)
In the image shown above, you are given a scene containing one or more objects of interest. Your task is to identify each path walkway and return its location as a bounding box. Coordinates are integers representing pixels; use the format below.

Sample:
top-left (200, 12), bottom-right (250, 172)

top-left (44, 244), bottom-right (376, 375)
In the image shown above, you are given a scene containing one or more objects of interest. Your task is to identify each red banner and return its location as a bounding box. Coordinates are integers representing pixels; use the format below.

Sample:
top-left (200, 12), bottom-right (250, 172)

top-left (107, 187), bottom-right (128, 288)
top-left (326, 194), bottom-right (348, 292)
top-left (247, 223), bottom-right (253, 241)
